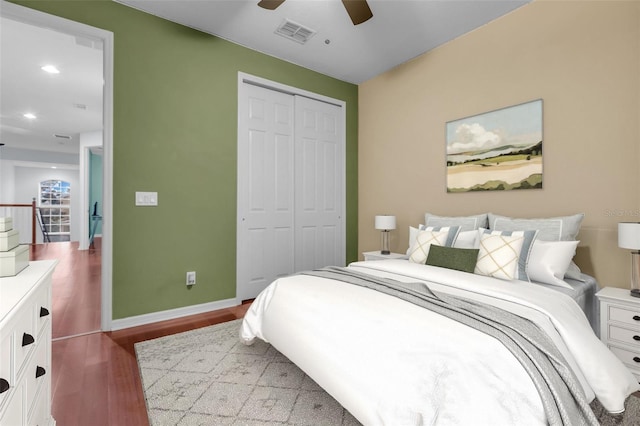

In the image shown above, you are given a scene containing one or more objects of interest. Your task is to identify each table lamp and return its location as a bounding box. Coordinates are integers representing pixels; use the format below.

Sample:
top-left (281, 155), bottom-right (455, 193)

top-left (618, 222), bottom-right (640, 298)
top-left (375, 215), bottom-right (396, 255)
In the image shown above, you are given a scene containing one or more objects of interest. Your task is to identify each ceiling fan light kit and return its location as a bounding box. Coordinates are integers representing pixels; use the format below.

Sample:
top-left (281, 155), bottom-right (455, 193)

top-left (258, 0), bottom-right (373, 26)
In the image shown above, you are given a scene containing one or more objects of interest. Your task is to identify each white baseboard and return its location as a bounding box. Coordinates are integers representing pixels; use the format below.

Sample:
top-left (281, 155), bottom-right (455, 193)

top-left (110, 298), bottom-right (238, 331)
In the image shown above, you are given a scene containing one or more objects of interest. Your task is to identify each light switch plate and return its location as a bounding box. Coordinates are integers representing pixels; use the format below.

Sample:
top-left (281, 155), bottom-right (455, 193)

top-left (135, 191), bottom-right (158, 206)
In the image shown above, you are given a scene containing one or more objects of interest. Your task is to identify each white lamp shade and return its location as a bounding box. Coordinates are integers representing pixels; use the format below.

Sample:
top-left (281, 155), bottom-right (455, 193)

top-left (618, 222), bottom-right (640, 250)
top-left (375, 215), bottom-right (396, 231)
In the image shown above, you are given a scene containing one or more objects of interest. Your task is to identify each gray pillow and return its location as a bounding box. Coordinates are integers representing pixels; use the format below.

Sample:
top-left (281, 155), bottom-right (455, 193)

top-left (424, 213), bottom-right (489, 232)
top-left (426, 245), bottom-right (479, 273)
top-left (488, 213), bottom-right (584, 241)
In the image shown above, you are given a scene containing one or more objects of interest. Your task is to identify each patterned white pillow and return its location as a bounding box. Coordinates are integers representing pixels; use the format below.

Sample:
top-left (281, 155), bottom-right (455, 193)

top-left (408, 226), bottom-right (460, 264)
top-left (406, 225), bottom-right (425, 255)
top-left (475, 230), bottom-right (527, 280)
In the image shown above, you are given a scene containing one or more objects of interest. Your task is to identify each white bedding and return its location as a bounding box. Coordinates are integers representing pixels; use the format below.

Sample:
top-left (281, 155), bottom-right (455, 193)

top-left (240, 260), bottom-right (639, 425)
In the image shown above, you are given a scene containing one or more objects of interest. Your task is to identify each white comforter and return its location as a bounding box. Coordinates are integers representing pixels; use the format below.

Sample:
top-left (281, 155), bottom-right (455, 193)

top-left (240, 260), bottom-right (639, 425)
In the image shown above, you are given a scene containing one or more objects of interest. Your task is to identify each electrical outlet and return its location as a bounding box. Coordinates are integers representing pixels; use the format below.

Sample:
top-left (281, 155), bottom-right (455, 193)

top-left (186, 271), bottom-right (196, 286)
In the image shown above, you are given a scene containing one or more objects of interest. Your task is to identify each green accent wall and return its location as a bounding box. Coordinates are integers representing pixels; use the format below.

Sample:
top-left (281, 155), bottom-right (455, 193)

top-left (13, 0), bottom-right (359, 319)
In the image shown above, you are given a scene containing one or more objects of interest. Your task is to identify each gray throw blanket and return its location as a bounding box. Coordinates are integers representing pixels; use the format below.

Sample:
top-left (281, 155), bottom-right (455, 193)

top-left (302, 266), bottom-right (599, 426)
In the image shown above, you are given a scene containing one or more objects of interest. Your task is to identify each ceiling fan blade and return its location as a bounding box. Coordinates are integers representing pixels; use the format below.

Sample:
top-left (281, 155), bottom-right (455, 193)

top-left (257, 0), bottom-right (286, 10)
top-left (341, 0), bottom-right (373, 25)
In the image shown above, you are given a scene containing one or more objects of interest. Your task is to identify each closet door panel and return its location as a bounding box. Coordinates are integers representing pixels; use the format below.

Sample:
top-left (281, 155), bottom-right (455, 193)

top-left (238, 84), bottom-right (295, 301)
top-left (295, 96), bottom-right (344, 271)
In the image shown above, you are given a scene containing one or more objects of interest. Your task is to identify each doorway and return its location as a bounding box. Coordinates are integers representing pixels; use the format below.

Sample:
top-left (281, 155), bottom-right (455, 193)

top-left (0, 1), bottom-right (114, 332)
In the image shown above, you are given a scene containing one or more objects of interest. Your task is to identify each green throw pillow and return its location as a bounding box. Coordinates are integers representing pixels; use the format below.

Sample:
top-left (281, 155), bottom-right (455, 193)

top-left (425, 245), bottom-right (479, 273)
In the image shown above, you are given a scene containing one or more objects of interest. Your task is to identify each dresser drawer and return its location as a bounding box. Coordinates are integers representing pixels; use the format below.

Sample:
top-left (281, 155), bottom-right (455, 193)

top-left (0, 380), bottom-right (24, 426)
top-left (32, 283), bottom-right (51, 337)
top-left (13, 304), bottom-right (36, 380)
top-left (25, 338), bottom-right (48, 418)
top-left (608, 305), bottom-right (640, 329)
top-left (0, 328), bottom-right (12, 411)
top-left (608, 325), bottom-right (640, 349)
top-left (609, 345), bottom-right (640, 371)
top-left (27, 380), bottom-right (48, 426)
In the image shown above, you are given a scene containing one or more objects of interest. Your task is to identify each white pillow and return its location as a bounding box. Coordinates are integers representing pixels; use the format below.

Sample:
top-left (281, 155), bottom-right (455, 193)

top-left (407, 225), bottom-right (425, 255)
top-left (475, 230), bottom-right (526, 280)
top-left (528, 240), bottom-right (579, 289)
top-left (453, 230), bottom-right (480, 249)
top-left (408, 226), bottom-right (460, 264)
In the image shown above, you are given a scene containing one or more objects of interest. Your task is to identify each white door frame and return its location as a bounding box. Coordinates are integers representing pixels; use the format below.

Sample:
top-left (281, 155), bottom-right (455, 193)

top-left (236, 72), bottom-right (346, 303)
top-left (1, 1), bottom-right (115, 331)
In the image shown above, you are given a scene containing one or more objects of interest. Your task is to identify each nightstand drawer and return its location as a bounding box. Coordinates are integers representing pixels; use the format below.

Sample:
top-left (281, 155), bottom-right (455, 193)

top-left (609, 325), bottom-right (640, 348)
top-left (608, 305), bottom-right (640, 329)
top-left (609, 345), bottom-right (640, 370)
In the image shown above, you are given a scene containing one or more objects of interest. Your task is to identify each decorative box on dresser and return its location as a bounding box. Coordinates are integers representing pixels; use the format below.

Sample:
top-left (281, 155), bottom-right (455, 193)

top-left (0, 260), bottom-right (58, 425)
top-left (596, 287), bottom-right (640, 383)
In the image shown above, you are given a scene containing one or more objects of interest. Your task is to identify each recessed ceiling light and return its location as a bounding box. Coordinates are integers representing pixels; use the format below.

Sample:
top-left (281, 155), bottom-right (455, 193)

top-left (41, 65), bottom-right (60, 74)
top-left (23, 113), bottom-right (37, 119)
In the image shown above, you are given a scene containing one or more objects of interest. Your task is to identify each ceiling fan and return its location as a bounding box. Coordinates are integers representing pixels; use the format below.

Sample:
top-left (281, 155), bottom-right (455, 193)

top-left (257, 0), bottom-right (373, 25)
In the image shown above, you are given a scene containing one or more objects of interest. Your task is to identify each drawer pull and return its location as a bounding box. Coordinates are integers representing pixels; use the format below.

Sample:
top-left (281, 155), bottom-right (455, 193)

top-left (634, 357), bottom-right (640, 363)
top-left (40, 307), bottom-right (50, 317)
top-left (22, 333), bottom-right (35, 347)
top-left (634, 316), bottom-right (640, 321)
top-left (35, 366), bottom-right (46, 379)
top-left (634, 335), bottom-right (640, 341)
top-left (0, 378), bottom-right (9, 394)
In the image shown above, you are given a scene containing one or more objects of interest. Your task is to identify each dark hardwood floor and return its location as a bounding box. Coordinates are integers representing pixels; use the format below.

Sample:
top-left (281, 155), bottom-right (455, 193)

top-left (30, 239), bottom-right (101, 339)
top-left (31, 240), bottom-right (250, 426)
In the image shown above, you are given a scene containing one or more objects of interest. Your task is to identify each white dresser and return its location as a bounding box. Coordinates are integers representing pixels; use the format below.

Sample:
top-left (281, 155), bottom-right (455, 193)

top-left (596, 287), bottom-right (640, 382)
top-left (0, 260), bottom-right (57, 426)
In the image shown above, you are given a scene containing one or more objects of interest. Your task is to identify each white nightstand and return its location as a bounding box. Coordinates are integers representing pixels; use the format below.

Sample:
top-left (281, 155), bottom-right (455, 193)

top-left (596, 287), bottom-right (640, 382)
top-left (362, 251), bottom-right (407, 261)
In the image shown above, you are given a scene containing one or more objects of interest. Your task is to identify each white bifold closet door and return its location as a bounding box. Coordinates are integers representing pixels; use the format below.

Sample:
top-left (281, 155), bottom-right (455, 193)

top-left (237, 82), bottom-right (345, 301)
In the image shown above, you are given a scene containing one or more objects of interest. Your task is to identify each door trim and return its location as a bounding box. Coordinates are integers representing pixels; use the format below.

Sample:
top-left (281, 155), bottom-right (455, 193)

top-left (1, 1), bottom-right (115, 331)
top-left (236, 72), bottom-right (347, 303)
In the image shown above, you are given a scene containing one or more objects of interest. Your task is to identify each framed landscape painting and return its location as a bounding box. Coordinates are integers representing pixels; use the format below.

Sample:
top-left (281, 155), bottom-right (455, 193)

top-left (446, 99), bottom-right (543, 192)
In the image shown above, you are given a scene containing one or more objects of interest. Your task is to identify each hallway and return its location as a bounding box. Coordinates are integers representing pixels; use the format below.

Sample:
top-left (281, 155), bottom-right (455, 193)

top-left (30, 238), bottom-right (101, 339)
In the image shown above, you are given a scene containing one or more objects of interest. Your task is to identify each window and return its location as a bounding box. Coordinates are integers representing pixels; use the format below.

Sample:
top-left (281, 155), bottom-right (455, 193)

top-left (39, 180), bottom-right (71, 238)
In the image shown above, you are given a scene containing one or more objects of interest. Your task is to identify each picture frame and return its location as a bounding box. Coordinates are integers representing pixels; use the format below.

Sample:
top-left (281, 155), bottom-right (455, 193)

top-left (446, 99), bottom-right (543, 192)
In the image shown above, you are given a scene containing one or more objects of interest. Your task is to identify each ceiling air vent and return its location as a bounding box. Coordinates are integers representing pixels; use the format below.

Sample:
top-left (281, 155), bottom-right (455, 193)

top-left (275, 19), bottom-right (316, 44)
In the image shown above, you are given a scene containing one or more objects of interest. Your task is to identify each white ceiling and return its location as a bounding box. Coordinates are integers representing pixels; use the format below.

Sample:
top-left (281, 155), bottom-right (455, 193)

top-left (0, 16), bottom-right (103, 155)
top-left (0, 0), bottom-right (530, 155)
top-left (116, 0), bottom-right (530, 84)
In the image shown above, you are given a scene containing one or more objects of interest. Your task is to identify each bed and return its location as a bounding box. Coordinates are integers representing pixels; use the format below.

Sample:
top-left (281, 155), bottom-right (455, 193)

top-left (536, 273), bottom-right (599, 335)
top-left (240, 213), bottom-right (640, 425)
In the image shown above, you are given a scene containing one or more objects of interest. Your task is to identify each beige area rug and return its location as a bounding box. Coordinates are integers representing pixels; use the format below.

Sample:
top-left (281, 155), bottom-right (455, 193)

top-left (135, 319), bottom-right (640, 426)
top-left (135, 319), bottom-right (361, 425)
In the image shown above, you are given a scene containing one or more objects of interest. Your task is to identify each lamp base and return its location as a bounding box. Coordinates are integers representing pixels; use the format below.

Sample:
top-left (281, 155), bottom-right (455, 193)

top-left (631, 289), bottom-right (640, 298)
top-left (380, 230), bottom-right (391, 256)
